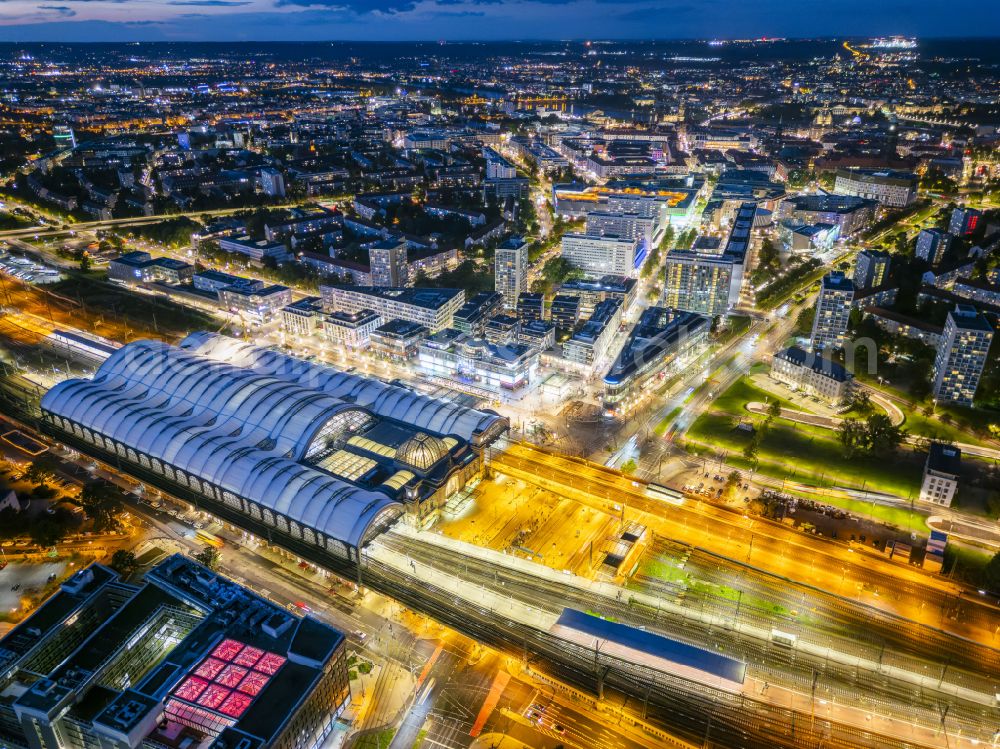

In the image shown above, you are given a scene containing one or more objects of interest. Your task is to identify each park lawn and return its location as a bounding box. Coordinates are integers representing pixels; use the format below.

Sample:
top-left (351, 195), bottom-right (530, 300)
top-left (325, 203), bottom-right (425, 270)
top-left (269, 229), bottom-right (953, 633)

top-left (685, 411), bottom-right (924, 499)
top-left (898, 408), bottom-right (993, 447)
top-left (709, 376), bottom-right (805, 419)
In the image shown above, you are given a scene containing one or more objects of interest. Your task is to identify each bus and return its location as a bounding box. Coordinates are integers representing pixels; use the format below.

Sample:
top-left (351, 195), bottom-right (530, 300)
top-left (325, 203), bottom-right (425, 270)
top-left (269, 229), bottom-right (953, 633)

top-left (195, 530), bottom-right (224, 549)
top-left (645, 483), bottom-right (684, 506)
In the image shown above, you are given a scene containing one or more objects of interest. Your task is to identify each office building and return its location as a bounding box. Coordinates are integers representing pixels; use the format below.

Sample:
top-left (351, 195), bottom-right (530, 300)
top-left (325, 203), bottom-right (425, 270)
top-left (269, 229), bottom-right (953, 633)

top-left (662, 251), bottom-right (738, 317)
top-left (932, 304), bottom-right (994, 406)
top-left (418, 329), bottom-right (540, 397)
top-left (915, 228), bottom-right (952, 265)
top-left (484, 314), bottom-right (519, 345)
top-left (320, 286), bottom-right (464, 333)
top-left (495, 238), bottom-right (528, 310)
top-left (853, 250), bottom-right (891, 290)
top-left (0, 554), bottom-right (349, 749)
top-left (779, 194), bottom-right (878, 237)
top-left (108, 251), bottom-right (194, 286)
top-left (561, 233), bottom-right (642, 277)
top-left (52, 125), bottom-right (76, 150)
top-left (517, 292), bottom-right (545, 323)
top-left (585, 211), bottom-right (656, 246)
top-left (324, 309), bottom-right (382, 349)
top-left (370, 319), bottom-right (429, 360)
top-left (517, 319), bottom-right (557, 351)
top-left (217, 235), bottom-right (291, 264)
top-left (949, 206), bottom-right (982, 237)
top-left (833, 168), bottom-right (918, 208)
top-left (562, 298), bottom-right (622, 368)
top-left (550, 295), bottom-right (582, 330)
top-left (194, 269), bottom-right (248, 294)
top-left (219, 283), bottom-right (293, 324)
top-left (602, 309), bottom-right (711, 414)
top-left (369, 240), bottom-right (409, 287)
top-left (453, 292), bottom-right (505, 336)
top-left (259, 167), bottom-right (286, 198)
top-left (560, 276), bottom-right (637, 317)
top-left (919, 443), bottom-right (961, 507)
top-left (810, 272), bottom-right (855, 350)
top-left (281, 296), bottom-right (324, 337)
top-left (771, 346), bottom-right (854, 406)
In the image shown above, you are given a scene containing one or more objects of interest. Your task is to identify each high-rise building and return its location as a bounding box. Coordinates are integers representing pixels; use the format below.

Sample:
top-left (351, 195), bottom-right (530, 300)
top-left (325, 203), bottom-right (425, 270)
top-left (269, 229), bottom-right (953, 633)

top-left (915, 228), bottom-right (951, 265)
top-left (258, 167), bottom-right (286, 197)
top-left (561, 234), bottom-right (642, 278)
top-left (949, 206), bottom-right (982, 237)
top-left (810, 272), bottom-right (855, 350)
top-left (932, 304), bottom-right (994, 406)
top-left (53, 125), bottom-right (76, 150)
top-left (0, 555), bottom-right (350, 749)
top-left (853, 249), bottom-right (891, 290)
top-left (495, 238), bottom-right (528, 309)
top-left (662, 251), bottom-right (738, 316)
top-left (369, 240), bottom-right (409, 287)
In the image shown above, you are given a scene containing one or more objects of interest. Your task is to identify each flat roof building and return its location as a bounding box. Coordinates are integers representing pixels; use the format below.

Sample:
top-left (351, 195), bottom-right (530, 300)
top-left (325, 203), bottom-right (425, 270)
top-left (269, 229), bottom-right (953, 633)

top-left (562, 298), bottom-right (622, 369)
top-left (370, 319), bottom-right (429, 361)
top-left (495, 238), bottom-right (528, 311)
top-left (418, 329), bottom-right (540, 397)
top-left (919, 443), bottom-right (961, 507)
top-left (854, 250), bottom-right (891, 291)
top-left (324, 309), bottom-right (382, 349)
top-left (834, 168), bottom-right (918, 208)
top-left (932, 305), bottom-right (994, 406)
top-left (319, 286), bottom-right (464, 333)
top-left (810, 272), bottom-right (855, 350)
top-left (0, 555), bottom-right (349, 749)
top-left (602, 308), bottom-right (711, 414)
top-left (561, 234), bottom-right (642, 278)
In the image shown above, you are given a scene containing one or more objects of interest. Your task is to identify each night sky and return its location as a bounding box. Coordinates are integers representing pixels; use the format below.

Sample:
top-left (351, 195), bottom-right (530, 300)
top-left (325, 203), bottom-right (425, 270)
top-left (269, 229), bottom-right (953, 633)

top-left (0, 0), bottom-right (996, 43)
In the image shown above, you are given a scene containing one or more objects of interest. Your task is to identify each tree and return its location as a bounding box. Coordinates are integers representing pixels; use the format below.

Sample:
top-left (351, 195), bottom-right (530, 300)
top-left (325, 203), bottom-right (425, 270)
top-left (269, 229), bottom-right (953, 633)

top-left (849, 390), bottom-right (873, 414)
top-left (24, 454), bottom-right (58, 486)
top-left (29, 516), bottom-right (66, 548)
top-left (620, 458), bottom-right (637, 474)
top-left (79, 253), bottom-right (92, 273)
top-left (110, 550), bottom-right (137, 578)
top-left (723, 470), bottom-right (742, 500)
top-left (984, 552), bottom-right (1000, 593)
top-left (767, 400), bottom-right (782, 421)
top-left (80, 481), bottom-right (123, 532)
top-left (838, 418), bottom-right (867, 458)
top-left (194, 546), bottom-right (221, 570)
top-left (865, 413), bottom-right (905, 457)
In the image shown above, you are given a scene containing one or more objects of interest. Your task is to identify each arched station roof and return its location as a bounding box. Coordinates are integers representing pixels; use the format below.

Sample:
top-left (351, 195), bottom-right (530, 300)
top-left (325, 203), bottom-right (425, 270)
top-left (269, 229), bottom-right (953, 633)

top-left (41, 339), bottom-right (401, 549)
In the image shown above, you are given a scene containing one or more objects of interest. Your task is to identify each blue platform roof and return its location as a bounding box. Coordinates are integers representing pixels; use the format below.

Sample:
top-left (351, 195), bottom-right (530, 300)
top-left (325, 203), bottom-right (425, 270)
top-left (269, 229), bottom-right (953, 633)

top-left (556, 608), bottom-right (746, 685)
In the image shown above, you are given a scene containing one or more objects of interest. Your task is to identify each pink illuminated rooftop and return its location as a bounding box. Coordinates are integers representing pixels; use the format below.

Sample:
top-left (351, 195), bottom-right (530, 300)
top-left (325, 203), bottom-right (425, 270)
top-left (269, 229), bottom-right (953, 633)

top-left (170, 637), bottom-right (286, 719)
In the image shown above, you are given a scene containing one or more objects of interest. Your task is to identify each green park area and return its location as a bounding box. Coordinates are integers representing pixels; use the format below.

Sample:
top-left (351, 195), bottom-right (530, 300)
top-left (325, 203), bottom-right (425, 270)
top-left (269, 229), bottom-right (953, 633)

top-left (683, 375), bottom-right (928, 524)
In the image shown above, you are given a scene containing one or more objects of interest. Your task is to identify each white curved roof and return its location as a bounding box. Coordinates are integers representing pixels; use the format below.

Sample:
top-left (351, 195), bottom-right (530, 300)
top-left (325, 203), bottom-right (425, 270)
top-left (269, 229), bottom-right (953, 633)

top-left (181, 332), bottom-right (508, 444)
top-left (41, 340), bottom-right (401, 549)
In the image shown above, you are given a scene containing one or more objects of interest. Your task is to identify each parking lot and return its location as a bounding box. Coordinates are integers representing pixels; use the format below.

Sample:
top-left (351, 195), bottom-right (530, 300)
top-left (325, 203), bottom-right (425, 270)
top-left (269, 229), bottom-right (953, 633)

top-left (0, 561), bottom-right (67, 612)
